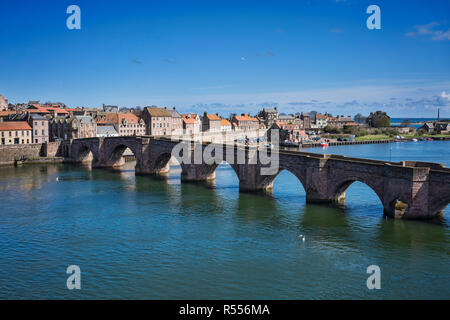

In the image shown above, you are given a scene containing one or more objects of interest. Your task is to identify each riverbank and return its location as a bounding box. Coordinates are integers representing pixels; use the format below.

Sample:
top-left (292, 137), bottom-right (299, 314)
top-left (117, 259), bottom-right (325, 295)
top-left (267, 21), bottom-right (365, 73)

top-left (356, 134), bottom-right (450, 141)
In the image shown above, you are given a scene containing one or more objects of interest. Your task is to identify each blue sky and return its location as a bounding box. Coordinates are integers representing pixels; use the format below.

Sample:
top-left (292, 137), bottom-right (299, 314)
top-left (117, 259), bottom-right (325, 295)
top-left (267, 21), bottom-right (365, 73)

top-left (0, 0), bottom-right (449, 117)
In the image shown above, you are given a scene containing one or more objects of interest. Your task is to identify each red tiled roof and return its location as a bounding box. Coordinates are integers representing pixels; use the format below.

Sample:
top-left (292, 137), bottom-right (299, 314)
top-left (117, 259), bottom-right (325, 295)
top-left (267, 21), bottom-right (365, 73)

top-left (0, 111), bottom-right (16, 117)
top-left (118, 113), bottom-right (140, 124)
top-left (221, 119), bottom-right (231, 126)
top-left (0, 121), bottom-right (32, 131)
top-left (206, 114), bottom-right (221, 121)
top-left (182, 117), bottom-right (198, 124)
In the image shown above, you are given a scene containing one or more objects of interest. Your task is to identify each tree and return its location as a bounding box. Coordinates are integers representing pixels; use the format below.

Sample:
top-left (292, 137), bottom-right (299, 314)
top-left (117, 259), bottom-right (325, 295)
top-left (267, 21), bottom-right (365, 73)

top-left (366, 111), bottom-right (391, 128)
top-left (354, 113), bottom-right (367, 124)
top-left (401, 119), bottom-right (410, 127)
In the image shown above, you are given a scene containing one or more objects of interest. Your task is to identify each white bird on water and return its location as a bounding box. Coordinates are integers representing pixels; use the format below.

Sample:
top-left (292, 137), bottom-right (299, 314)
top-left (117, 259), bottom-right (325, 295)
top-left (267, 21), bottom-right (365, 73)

top-left (56, 177), bottom-right (59, 182)
top-left (298, 234), bottom-right (306, 242)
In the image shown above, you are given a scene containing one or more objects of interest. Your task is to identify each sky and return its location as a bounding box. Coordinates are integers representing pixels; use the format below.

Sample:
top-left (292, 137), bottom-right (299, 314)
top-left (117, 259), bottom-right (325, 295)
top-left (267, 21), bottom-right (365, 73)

top-left (0, 0), bottom-right (449, 117)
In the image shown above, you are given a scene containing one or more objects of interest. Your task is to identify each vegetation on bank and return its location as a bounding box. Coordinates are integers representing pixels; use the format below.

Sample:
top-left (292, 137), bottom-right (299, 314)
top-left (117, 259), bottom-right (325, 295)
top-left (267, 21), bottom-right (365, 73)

top-left (324, 125), bottom-right (450, 141)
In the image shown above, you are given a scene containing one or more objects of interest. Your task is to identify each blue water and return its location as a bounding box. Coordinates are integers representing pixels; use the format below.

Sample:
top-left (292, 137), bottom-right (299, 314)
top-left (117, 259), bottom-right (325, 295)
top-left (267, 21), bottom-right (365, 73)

top-left (0, 141), bottom-right (449, 299)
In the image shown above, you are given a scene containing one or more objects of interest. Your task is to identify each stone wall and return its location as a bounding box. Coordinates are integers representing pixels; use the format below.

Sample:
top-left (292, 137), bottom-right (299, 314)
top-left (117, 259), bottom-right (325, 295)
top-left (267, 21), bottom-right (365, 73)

top-left (0, 143), bottom-right (44, 165)
top-left (0, 141), bottom-right (65, 165)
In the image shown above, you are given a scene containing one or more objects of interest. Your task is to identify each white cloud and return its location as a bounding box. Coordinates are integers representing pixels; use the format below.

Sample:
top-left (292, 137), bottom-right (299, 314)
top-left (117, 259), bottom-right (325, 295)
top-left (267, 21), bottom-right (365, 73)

top-left (441, 91), bottom-right (450, 99)
top-left (406, 22), bottom-right (450, 41)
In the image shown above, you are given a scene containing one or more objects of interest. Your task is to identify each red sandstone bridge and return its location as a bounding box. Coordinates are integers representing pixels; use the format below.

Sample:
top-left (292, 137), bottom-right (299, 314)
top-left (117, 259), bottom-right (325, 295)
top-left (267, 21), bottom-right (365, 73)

top-left (60, 136), bottom-right (450, 220)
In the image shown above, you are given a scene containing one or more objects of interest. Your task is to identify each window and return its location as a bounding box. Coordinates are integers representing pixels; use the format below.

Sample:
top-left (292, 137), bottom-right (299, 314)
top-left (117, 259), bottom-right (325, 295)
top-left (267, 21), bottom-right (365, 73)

top-left (42, 121), bottom-right (44, 126)
top-left (35, 139), bottom-right (38, 143)
top-left (42, 129), bottom-right (44, 135)
top-left (35, 129), bottom-right (38, 135)
top-left (1, 132), bottom-right (3, 137)
top-left (27, 139), bottom-right (29, 144)
top-left (15, 131), bottom-right (18, 137)
top-left (21, 139), bottom-right (24, 144)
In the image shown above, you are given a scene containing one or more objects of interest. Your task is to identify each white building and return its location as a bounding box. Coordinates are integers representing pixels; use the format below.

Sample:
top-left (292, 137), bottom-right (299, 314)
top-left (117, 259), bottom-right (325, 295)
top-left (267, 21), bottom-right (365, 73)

top-left (0, 94), bottom-right (8, 111)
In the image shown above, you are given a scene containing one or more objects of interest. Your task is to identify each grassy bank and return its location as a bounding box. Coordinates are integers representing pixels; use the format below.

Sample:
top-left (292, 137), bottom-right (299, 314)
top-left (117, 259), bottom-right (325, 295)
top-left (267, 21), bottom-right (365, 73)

top-left (355, 135), bottom-right (392, 141)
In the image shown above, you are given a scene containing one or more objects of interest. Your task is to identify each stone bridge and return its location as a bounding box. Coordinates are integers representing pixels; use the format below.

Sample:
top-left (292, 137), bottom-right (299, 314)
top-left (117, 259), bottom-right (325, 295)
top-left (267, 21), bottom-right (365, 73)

top-left (66, 136), bottom-right (450, 220)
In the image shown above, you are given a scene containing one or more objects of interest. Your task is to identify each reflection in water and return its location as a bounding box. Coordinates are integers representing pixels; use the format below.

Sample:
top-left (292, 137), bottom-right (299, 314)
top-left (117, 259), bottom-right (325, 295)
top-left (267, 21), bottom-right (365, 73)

top-left (0, 141), bottom-right (449, 299)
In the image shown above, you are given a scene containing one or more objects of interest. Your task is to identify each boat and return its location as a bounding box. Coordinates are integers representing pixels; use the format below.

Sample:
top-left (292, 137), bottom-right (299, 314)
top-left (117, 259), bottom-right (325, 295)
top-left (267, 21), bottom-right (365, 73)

top-left (320, 142), bottom-right (329, 147)
top-left (412, 138), bottom-right (418, 142)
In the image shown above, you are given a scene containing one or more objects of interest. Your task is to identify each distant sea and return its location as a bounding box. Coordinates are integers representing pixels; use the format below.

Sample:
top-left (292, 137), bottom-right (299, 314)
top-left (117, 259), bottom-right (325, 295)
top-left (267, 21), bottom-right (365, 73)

top-left (390, 117), bottom-right (449, 128)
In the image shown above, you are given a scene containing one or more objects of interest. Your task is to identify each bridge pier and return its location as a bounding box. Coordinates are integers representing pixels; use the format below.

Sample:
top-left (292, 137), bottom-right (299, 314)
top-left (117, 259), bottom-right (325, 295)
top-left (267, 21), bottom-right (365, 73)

top-left (181, 163), bottom-right (216, 182)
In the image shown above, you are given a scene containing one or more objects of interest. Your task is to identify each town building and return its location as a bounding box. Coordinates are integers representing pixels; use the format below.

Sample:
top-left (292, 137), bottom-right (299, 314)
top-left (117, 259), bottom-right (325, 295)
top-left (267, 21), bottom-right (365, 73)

top-left (311, 113), bottom-right (328, 129)
top-left (97, 125), bottom-right (119, 137)
top-left (102, 105), bottom-right (119, 113)
top-left (421, 122), bottom-right (449, 134)
top-left (142, 106), bottom-right (173, 136)
top-left (0, 121), bottom-right (32, 145)
top-left (182, 115), bottom-right (200, 135)
top-left (97, 113), bottom-right (145, 136)
top-left (29, 114), bottom-right (49, 143)
top-left (257, 107), bottom-right (278, 127)
top-left (50, 115), bottom-right (97, 141)
top-left (169, 107), bottom-right (183, 135)
top-left (202, 112), bottom-right (222, 132)
top-left (231, 114), bottom-right (259, 131)
top-left (270, 121), bottom-right (307, 143)
top-left (0, 94), bottom-right (8, 111)
top-left (220, 118), bottom-right (232, 132)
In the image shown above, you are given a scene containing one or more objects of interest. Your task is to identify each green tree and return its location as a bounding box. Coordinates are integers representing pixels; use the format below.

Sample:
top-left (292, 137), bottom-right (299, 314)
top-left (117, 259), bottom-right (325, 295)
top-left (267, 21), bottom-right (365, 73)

top-left (367, 111), bottom-right (391, 128)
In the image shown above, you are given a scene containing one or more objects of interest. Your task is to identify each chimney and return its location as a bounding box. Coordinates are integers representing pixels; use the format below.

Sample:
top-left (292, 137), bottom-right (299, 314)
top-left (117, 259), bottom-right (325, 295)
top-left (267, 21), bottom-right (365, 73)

top-left (204, 112), bottom-right (207, 117)
top-left (173, 106), bottom-right (176, 110)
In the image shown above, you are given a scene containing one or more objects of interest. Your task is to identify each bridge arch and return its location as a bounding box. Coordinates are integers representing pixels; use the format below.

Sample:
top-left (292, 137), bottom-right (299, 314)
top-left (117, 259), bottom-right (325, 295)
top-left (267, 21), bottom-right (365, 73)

top-left (71, 141), bottom-right (99, 164)
top-left (104, 142), bottom-right (138, 167)
top-left (270, 166), bottom-right (308, 193)
top-left (153, 151), bottom-right (172, 173)
top-left (330, 176), bottom-right (385, 206)
top-left (430, 197), bottom-right (450, 218)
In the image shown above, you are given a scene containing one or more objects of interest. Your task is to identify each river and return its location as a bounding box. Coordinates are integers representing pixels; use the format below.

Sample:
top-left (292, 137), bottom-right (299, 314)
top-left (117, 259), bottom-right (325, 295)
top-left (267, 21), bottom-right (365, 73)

top-left (0, 140), bottom-right (448, 299)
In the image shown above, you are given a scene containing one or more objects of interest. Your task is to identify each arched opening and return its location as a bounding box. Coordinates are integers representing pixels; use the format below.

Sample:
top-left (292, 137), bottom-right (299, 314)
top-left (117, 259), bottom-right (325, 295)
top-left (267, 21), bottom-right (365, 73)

top-left (334, 180), bottom-right (384, 217)
top-left (153, 152), bottom-right (172, 175)
top-left (213, 161), bottom-right (240, 191)
top-left (75, 145), bottom-right (96, 164)
top-left (434, 199), bottom-right (450, 220)
top-left (270, 169), bottom-right (307, 201)
top-left (106, 144), bottom-right (136, 168)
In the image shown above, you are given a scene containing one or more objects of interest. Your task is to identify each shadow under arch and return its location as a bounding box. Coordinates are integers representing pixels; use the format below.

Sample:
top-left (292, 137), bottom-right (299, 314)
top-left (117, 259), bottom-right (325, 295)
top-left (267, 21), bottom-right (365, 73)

top-left (180, 161), bottom-right (240, 189)
top-left (105, 143), bottom-right (137, 168)
top-left (74, 143), bottom-right (98, 165)
top-left (152, 151), bottom-right (173, 176)
top-left (431, 198), bottom-right (450, 220)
